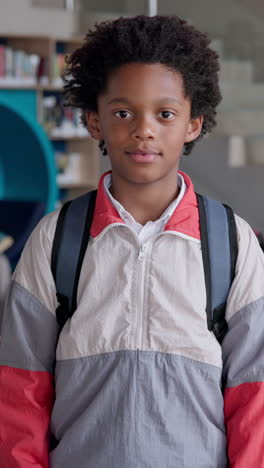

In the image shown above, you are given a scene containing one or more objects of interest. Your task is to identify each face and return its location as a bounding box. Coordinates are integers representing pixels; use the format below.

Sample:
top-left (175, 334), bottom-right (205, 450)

top-left (87, 63), bottom-right (203, 187)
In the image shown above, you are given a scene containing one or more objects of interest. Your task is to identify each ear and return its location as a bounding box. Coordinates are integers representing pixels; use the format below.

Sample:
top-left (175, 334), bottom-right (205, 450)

top-left (185, 115), bottom-right (204, 143)
top-left (86, 111), bottom-right (103, 140)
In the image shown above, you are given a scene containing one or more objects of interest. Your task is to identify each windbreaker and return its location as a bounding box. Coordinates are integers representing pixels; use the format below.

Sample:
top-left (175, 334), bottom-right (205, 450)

top-left (1, 171), bottom-right (264, 468)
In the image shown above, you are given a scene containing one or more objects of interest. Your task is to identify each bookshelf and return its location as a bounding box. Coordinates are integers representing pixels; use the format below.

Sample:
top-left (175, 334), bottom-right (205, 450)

top-left (0, 34), bottom-right (100, 202)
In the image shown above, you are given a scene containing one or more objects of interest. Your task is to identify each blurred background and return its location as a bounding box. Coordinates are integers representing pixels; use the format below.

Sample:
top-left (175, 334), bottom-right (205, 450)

top-left (0, 0), bottom-right (263, 278)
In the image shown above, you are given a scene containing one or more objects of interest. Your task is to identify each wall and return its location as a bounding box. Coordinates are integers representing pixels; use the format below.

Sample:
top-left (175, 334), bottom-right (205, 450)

top-left (157, 0), bottom-right (264, 37)
top-left (79, 0), bottom-right (264, 36)
top-left (80, 0), bottom-right (146, 14)
top-left (32, 0), bottom-right (65, 7)
top-left (180, 136), bottom-right (264, 231)
top-left (2, 0), bottom-right (263, 43)
top-left (80, 0), bottom-right (126, 12)
top-left (0, 0), bottom-right (79, 37)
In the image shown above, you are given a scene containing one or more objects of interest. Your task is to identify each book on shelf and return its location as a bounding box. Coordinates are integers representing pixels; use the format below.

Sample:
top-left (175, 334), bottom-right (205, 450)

top-left (37, 56), bottom-right (49, 86)
top-left (42, 94), bottom-right (64, 134)
top-left (52, 52), bottom-right (66, 88)
top-left (42, 92), bottom-right (88, 138)
top-left (55, 151), bottom-right (84, 185)
top-left (0, 45), bottom-right (5, 78)
top-left (0, 43), bottom-right (48, 86)
top-left (0, 232), bottom-right (14, 254)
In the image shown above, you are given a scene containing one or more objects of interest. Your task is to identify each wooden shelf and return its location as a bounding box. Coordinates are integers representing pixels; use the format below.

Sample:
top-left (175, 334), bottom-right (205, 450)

top-left (42, 85), bottom-right (64, 92)
top-left (49, 135), bottom-right (91, 141)
top-left (0, 33), bottom-right (100, 201)
top-left (58, 180), bottom-right (97, 189)
top-left (0, 84), bottom-right (39, 90)
top-left (0, 34), bottom-right (83, 42)
top-left (0, 85), bottom-right (65, 91)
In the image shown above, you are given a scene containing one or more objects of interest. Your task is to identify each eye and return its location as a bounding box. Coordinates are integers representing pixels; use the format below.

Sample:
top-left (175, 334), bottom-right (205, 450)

top-left (160, 110), bottom-right (175, 120)
top-left (113, 110), bottom-right (133, 119)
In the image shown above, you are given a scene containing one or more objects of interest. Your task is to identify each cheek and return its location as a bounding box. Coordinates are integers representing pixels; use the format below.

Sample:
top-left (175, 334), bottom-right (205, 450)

top-left (104, 122), bottom-right (128, 146)
top-left (162, 128), bottom-right (187, 149)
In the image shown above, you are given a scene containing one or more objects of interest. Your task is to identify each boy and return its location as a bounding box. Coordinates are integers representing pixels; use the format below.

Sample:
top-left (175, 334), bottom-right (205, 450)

top-left (1, 15), bottom-right (264, 468)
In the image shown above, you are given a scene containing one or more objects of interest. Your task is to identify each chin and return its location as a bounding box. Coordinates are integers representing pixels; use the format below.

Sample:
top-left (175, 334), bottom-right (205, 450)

top-left (125, 173), bottom-right (161, 185)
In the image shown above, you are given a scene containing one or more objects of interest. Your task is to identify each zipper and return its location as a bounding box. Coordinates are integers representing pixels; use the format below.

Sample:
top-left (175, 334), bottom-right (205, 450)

top-left (134, 234), bottom-right (182, 350)
top-left (100, 228), bottom-right (193, 350)
top-left (135, 243), bottom-right (148, 349)
top-left (134, 232), bottom-right (195, 350)
top-left (138, 243), bottom-right (147, 261)
top-left (99, 223), bottom-right (146, 350)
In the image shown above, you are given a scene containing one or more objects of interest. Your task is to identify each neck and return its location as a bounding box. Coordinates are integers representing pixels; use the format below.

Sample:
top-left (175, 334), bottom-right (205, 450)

top-left (110, 172), bottom-right (180, 225)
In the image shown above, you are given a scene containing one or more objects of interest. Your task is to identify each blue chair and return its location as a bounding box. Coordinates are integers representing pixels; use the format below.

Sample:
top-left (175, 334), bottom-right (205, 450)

top-left (0, 100), bottom-right (57, 212)
top-left (0, 199), bottom-right (46, 267)
top-left (0, 100), bottom-right (57, 267)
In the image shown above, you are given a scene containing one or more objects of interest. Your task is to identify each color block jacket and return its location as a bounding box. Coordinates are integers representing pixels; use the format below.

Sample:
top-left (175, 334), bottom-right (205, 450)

top-left (1, 171), bottom-right (264, 468)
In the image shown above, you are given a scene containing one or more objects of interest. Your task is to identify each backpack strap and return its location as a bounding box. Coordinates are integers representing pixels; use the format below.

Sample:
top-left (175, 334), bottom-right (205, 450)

top-left (196, 194), bottom-right (238, 343)
top-left (256, 232), bottom-right (264, 252)
top-left (51, 190), bottom-right (97, 328)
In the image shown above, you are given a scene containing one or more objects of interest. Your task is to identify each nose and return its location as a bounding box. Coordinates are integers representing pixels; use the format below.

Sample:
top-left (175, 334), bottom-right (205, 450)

top-left (131, 115), bottom-right (156, 140)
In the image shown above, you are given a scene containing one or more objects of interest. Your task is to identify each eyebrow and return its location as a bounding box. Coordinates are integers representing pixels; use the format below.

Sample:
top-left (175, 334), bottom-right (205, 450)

top-left (106, 97), bottom-right (182, 106)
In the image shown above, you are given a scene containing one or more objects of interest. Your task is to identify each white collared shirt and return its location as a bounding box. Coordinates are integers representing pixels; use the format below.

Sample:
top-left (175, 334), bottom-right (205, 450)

top-left (104, 173), bottom-right (186, 244)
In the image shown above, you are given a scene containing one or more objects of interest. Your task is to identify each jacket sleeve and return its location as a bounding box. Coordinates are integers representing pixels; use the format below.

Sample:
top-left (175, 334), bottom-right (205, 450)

top-left (0, 211), bottom-right (60, 468)
top-left (222, 215), bottom-right (264, 468)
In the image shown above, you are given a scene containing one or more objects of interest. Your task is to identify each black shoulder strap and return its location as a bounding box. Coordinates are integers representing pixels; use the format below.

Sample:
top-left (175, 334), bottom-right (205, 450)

top-left (256, 232), bottom-right (264, 252)
top-left (51, 190), bottom-right (97, 328)
top-left (196, 194), bottom-right (238, 343)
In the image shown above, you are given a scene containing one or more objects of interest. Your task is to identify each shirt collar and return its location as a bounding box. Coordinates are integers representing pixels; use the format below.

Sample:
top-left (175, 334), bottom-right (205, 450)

top-left (90, 170), bottom-right (200, 240)
top-left (103, 172), bottom-right (186, 228)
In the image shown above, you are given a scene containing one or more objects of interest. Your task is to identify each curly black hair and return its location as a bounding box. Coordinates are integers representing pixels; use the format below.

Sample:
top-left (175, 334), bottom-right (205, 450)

top-left (63, 15), bottom-right (222, 155)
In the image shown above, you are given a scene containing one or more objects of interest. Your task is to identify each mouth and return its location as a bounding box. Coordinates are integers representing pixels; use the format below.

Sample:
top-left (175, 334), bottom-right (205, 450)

top-left (125, 148), bottom-right (162, 163)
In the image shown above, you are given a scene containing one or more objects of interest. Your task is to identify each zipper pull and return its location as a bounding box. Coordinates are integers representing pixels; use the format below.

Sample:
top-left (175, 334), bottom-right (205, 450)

top-left (138, 244), bottom-right (146, 261)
